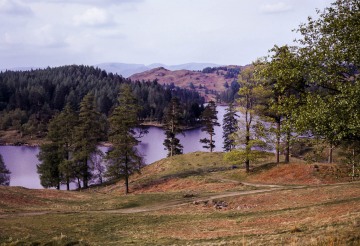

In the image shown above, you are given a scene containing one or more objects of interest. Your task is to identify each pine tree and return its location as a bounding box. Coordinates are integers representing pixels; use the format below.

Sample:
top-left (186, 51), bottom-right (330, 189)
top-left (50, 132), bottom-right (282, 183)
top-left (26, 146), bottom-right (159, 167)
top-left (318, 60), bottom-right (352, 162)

top-left (200, 101), bottom-right (220, 152)
top-left (0, 154), bottom-right (11, 186)
top-left (57, 104), bottom-right (78, 190)
top-left (222, 103), bottom-right (239, 152)
top-left (105, 85), bottom-right (143, 194)
top-left (163, 97), bottom-right (183, 157)
top-left (37, 104), bottom-right (78, 190)
top-left (37, 143), bottom-right (63, 189)
top-left (73, 93), bottom-right (102, 189)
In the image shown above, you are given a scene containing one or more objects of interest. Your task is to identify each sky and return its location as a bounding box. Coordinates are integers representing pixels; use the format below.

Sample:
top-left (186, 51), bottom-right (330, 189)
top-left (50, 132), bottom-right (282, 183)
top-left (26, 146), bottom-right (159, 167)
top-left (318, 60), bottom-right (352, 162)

top-left (0, 0), bottom-right (334, 69)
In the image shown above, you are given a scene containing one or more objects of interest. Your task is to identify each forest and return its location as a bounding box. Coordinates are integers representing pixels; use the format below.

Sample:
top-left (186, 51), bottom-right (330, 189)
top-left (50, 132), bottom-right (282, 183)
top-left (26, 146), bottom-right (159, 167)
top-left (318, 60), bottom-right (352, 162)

top-left (0, 65), bottom-right (205, 138)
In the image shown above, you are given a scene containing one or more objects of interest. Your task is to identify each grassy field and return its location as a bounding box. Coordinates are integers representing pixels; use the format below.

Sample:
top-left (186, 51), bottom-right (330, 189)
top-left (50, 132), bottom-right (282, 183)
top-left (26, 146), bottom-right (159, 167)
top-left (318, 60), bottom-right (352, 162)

top-left (1, 152), bottom-right (360, 245)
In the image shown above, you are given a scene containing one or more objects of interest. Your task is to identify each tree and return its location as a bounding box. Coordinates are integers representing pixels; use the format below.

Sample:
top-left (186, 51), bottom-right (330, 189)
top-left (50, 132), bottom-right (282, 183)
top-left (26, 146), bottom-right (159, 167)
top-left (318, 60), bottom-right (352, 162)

top-left (200, 101), bottom-right (220, 152)
top-left (256, 46), bottom-right (305, 163)
top-left (37, 104), bottom-right (78, 190)
top-left (294, 0), bottom-right (360, 162)
top-left (0, 154), bottom-right (10, 186)
top-left (228, 65), bottom-right (269, 172)
top-left (163, 97), bottom-right (184, 157)
top-left (37, 143), bottom-right (63, 189)
top-left (105, 85), bottom-right (143, 194)
top-left (222, 103), bottom-right (239, 152)
top-left (73, 93), bottom-right (102, 189)
top-left (57, 104), bottom-right (78, 190)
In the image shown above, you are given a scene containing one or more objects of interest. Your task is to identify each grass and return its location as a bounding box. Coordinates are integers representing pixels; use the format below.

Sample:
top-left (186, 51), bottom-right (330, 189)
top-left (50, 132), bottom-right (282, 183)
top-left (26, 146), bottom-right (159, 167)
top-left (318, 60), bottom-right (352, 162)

top-left (1, 151), bottom-right (360, 245)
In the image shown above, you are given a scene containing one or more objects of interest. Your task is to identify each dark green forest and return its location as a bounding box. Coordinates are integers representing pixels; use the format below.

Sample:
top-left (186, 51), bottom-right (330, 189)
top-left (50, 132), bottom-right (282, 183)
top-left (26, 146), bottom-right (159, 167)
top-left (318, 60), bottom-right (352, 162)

top-left (0, 65), bottom-right (204, 138)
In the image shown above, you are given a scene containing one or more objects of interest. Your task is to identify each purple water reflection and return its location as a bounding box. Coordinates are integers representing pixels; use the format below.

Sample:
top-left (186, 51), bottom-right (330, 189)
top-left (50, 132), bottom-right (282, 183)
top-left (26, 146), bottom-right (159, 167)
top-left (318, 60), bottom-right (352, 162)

top-left (0, 106), bottom-right (227, 189)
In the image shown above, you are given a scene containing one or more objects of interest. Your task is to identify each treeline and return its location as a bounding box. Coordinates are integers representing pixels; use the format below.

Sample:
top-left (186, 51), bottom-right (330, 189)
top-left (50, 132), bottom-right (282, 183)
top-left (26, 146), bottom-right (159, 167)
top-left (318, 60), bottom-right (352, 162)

top-left (0, 65), bottom-right (204, 137)
top-left (225, 0), bottom-right (360, 178)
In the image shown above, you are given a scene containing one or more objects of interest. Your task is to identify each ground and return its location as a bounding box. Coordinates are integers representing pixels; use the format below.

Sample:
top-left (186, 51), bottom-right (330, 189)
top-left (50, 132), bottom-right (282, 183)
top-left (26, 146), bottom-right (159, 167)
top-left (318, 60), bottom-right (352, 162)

top-left (0, 152), bottom-right (359, 245)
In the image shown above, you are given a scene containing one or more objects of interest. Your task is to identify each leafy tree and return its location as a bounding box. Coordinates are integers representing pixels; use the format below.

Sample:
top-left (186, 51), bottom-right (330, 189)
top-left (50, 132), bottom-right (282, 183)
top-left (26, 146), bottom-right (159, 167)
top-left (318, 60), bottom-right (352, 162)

top-left (73, 93), bottom-right (102, 189)
top-left (256, 46), bottom-right (305, 163)
top-left (293, 0), bottom-right (360, 162)
top-left (0, 154), bottom-right (10, 186)
top-left (105, 85), bottom-right (143, 194)
top-left (200, 101), bottom-right (220, 152)
top-left (228, 66), bottom-right (269, 172)
top-left (163, 97), bottom-right (184, 157)
top-left (222, 103), bottom-right (239, 152)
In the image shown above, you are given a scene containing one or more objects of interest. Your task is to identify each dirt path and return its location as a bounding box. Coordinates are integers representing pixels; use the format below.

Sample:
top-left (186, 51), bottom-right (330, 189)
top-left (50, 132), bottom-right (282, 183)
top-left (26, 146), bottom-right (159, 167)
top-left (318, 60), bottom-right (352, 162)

top-left (0, 183), bottom-right (286, 218)
top-left (8, 182), bottom-right (357, 218)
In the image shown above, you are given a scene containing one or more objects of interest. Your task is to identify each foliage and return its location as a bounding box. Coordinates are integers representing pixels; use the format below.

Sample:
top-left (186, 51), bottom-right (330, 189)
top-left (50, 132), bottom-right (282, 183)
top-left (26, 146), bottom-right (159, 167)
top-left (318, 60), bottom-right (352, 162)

top-left (230, 66), bottom-right (270, 172)
top-left (218, 80), bottom-right (241, 103)
top-left (338, 142), bottom-right (360, 180)
top-left (73, 93), bottom-right (103, 189)
top-left (222, 103), bottom-right (239, 152)
top-left (105, 85), bottom-right (144, 194)
top-left (255, 46), bottom-right (306, 163)
top-left (294, 0), bottom-right (360, 146)
top-left (163, 97), bottom-right (184, 157)
top-left (0, 154), bottom-right (10, 186)
top-left (37, 104), bottom-right (78, 189)
top-left (200, 101), bottom-right (220, 152)
top-left (0, 65), bottom-right (204, 136)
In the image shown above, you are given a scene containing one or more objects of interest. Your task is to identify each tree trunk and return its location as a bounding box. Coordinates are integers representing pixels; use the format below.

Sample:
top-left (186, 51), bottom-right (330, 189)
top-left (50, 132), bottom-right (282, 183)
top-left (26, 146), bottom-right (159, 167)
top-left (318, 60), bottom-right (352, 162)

top-left (352, 148), bottom-right (355, 181)
top-left (210, 134), bottom-right (213, 153)
top-left (77, 177), bottom-right (81, 189)
top-left (284, 130), bottom-right (290, 163)
top-left (276, 118), bottom-right (281, 163)
top-left (83, 158), bottom-right (88, 189)
top-left (125, 154), bottom-right (129, 194)
top-left (66, 177), bottom-right (70, 191)
top-left (328, 144), bottom-right (333, 163)
top-left (245, 112), bottom-right (250, 173)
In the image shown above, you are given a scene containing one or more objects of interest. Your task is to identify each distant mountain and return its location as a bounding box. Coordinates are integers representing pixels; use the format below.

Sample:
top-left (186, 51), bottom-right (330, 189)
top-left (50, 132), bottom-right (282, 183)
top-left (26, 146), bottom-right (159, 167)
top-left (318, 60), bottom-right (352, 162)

top-left (95, 62), bottom-right (221, 78)
top-left (95, 63), bottom-right (149, 78)
top-left (0, 67), bottom-right (41, 72)
top-left (130, 65), bottom-right (244, 102)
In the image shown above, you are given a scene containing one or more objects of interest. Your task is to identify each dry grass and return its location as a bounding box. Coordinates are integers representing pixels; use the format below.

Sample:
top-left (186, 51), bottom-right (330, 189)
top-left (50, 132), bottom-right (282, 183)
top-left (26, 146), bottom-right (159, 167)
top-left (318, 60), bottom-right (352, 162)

top-left (1, 152), bottom-right (359, 245)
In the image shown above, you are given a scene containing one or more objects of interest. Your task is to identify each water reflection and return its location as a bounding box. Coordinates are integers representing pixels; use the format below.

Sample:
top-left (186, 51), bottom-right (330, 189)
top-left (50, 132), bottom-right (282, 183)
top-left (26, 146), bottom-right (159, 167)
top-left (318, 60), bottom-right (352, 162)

top-left (0, 106), bottom-right (227, 189)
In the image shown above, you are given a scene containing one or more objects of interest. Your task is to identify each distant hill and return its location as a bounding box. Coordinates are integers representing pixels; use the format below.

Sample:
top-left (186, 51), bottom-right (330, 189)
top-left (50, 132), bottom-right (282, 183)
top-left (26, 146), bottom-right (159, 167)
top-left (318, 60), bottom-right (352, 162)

top-left (130, 65), bottom-right (244, 102)
top-left (0, 67), bottom-right (41, 72)
top-left (2, 63), bottom-right (223, 78)
top-left (95, 62), bottom-right (221, 78)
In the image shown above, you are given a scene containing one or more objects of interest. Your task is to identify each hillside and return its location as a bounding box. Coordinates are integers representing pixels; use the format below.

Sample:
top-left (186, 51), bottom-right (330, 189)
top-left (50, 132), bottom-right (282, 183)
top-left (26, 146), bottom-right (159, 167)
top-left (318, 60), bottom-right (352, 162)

top-left (1, 152), bottom-right (359, 245)
top-left (130, 66), bottom-right (243, 101)
top-left (95, 62), bottom-right (221, 78)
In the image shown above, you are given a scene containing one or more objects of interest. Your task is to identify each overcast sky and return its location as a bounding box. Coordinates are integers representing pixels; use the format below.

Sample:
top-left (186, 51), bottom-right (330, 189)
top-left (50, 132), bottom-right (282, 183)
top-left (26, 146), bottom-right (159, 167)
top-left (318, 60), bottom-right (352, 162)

top-left (0, 0), bottom-right (334, 68)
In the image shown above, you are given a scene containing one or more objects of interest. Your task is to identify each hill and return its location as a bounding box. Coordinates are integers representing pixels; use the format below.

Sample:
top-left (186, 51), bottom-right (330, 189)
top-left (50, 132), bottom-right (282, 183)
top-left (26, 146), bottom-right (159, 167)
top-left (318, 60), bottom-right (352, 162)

top-left (130, 66), bottom-right (244, 101)
top-left (95, 62), bottom-right (221, 78)
top-left (1, 152), bottom-right (359, 245)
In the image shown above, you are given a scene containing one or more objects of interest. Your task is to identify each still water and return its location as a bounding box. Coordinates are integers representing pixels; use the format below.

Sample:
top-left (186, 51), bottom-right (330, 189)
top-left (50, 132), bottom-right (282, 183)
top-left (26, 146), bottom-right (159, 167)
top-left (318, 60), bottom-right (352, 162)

top-left (0, 106), bottom-right (226, 189)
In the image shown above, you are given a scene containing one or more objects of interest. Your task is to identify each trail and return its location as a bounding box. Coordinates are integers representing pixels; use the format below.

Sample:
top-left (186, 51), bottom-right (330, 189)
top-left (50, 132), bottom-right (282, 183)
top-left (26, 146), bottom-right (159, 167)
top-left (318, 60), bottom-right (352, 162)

top-left (0, 182), bottom-right (286, 218)
top-left (3, 181), bottom-right (358, 218)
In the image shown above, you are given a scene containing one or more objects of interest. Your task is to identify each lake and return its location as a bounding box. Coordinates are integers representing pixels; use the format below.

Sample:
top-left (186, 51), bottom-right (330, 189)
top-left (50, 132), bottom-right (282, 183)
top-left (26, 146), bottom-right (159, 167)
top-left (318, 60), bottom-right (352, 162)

top-left (0, 106), bottom-right (227, 189)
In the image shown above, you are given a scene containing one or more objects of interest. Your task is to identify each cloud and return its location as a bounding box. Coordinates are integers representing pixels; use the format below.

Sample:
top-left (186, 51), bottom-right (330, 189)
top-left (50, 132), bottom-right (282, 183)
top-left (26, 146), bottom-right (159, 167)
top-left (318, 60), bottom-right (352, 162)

top-left (26, 0), bottom-right (143, 6)
top-left (260, 2), bottom-right (293, 14)
top-left (73, 7), bottom-right (113, 26)
top-left (0, 0), bottom-right (33, 16)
